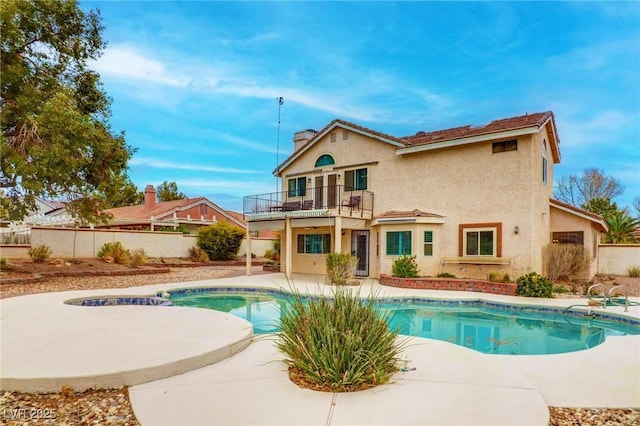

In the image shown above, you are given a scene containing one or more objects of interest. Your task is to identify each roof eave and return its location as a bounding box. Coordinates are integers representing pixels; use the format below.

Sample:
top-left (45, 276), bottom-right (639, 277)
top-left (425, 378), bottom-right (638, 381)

top-left (275, 121), bottom-right (405, 176)
top-left (396, 126), bottom-right (540, 155)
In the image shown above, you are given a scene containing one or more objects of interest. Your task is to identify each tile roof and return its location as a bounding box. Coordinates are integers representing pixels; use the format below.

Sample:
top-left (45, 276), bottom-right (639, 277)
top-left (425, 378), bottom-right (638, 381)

top-left (105, 197), bottom-right (207, 220)
top-left (375, 209), bottom-right (444, 219)
top-left (402, 111), bottom-right (554, 147)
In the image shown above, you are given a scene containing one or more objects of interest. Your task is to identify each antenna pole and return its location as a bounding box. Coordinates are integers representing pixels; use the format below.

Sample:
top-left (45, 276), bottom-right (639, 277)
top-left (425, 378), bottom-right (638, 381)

top-left (276, 97), bottom-right (283, 193)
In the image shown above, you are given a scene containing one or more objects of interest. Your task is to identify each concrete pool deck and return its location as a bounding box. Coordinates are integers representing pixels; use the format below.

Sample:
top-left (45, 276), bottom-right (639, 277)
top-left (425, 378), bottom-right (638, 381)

top-left (1, 272), bottom-right (639, 425)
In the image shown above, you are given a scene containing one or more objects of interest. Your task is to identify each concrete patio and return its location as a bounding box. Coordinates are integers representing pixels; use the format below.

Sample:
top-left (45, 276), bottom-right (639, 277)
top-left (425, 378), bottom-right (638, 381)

top-left (1, 273), bottom-right (639, 425)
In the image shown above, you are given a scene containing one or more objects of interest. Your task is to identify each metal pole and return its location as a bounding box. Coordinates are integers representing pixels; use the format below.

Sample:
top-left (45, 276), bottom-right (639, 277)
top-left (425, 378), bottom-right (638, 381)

top-left (276, 97), bottom-right (283, 193)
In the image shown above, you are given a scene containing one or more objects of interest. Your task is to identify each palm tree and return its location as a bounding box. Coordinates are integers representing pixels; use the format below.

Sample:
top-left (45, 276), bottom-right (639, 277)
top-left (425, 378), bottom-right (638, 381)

top-left (604, 212), bottom-right (640, 244)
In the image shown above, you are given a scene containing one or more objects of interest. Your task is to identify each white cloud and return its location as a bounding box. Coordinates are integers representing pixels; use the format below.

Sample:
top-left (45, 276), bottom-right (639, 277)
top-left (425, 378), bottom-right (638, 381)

top-left (91, 46), bottom-right (190, 87)
top-left (178, 178), bottom-right (276, 196)
top-left (91, 45), bottom-right (451, 125)
top-left (130, 157), bottom-right (258, 174)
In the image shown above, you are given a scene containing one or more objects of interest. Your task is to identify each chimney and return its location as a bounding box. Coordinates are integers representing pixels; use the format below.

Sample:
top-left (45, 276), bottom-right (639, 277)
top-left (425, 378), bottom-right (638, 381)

top-left (144, 184), bottom-right (156, 210)
top-left (293, 129), bottom-right (317, 153)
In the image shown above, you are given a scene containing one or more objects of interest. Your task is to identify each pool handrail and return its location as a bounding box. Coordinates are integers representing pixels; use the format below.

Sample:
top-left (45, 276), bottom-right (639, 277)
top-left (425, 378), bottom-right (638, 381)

top-left (608, 284), bottom-right (629, 312)
top-left (587, 283), bottom-right (607, 309)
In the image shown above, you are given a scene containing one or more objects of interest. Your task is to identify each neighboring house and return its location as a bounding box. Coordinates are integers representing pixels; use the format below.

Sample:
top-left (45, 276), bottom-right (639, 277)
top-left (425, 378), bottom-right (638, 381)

top-left (101, 185), bottom-right (246, 233)
top-left (243, 111), bottom-right (606, 280)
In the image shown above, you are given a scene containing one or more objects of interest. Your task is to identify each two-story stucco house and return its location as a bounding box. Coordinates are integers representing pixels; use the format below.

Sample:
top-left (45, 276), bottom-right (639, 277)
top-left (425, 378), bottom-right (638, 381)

top-left (243, 111), bottom-right (606, 281)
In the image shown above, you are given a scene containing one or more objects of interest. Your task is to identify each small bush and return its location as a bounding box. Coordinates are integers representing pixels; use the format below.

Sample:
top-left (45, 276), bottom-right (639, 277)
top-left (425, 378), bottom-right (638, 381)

top-left (543, 243), bottom-right (587, 282)
top-left (326, 253), bottom-right (358, 285)
top-left (97, 242), bottom-right (130, 265)
top-left (628, 265), bottom-right (640, 278)
top-left (197, 222), bottom-right (245, 261)
top-left (436, 272), bottom-right (456, 278)
top-left (188, 246), bottom-right (209, 262)
top-left (516, 272), bottom-right (553, 298)
top-left (130, 248), bottom-right (147, 268)
top-left (0, 258), bottom-right (7, 271)
top-left (487, 272), bottom-right (511, 283)
top-left (28, 244), bottom-right (52, 263)
top-left (392, 255), bottom-right (419, 278)
top-left (275, 286), bottom-right (404, 392)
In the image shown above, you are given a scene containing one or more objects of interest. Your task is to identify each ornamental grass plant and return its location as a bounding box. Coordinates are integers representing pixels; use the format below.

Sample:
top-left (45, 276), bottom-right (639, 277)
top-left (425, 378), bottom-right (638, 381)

top-left (275, 286), bottom-right (404, 392)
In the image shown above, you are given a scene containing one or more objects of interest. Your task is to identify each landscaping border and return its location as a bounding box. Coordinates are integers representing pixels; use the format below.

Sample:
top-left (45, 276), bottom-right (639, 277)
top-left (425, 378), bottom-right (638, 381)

top-left (379, 274), bottom-right (517, 296)
top-left (0, 267), bottom-right (171, 285)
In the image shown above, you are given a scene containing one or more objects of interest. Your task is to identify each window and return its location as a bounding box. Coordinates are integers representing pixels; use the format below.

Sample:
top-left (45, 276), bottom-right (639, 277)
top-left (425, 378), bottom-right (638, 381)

top-left (386, 231), bottom-right (411, 256)
top-left (552, 231), bottom-right (584, 245)
top-left (465, 230), bottom-right (495, 256)
top-left (424, 231), bottom-right (433, 256)
top-left (297, 234), bottom-right (331, 254)
top-left (492, 140), bottom-right (518, 153)
top-left (287, 177), bottom-right (306, 197)
top-left (314, 154), bottom-right (335, 167)
top-left (344, 168), bottom-right (368, 190)
top-left (542, 157), bottom-right (548, 184)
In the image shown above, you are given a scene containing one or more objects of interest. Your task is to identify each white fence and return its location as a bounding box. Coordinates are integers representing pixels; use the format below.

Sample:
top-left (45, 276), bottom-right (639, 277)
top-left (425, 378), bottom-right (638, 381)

top-left (598, 244), bottom-right (640, 276)
top-left (0, 227), bottom-right (275, 259)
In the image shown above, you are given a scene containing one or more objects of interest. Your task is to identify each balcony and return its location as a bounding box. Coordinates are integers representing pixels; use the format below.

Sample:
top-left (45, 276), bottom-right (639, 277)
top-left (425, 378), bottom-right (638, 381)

top-left (243, 185), bottom-right (373, 221)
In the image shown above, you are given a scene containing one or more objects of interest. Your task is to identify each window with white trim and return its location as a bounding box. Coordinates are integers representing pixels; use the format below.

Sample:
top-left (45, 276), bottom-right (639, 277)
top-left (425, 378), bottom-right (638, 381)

top-left (287, 177), bottom-right (306, 197)
top-left (423, 231), bottom-right (433, 256)
top-left (386, 231), bottom-right (411, 256)
top-left (542, 157), bottom-right (548, 184)
top-left (297, 234), bottom-right (331, 254)
top-left (464, 228), bottom-right (496, 256)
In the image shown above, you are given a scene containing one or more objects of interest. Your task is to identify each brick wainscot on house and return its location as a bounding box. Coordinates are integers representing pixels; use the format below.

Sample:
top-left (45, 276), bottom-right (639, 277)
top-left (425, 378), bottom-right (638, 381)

top-left (242, 111), bottom-right (606, 281)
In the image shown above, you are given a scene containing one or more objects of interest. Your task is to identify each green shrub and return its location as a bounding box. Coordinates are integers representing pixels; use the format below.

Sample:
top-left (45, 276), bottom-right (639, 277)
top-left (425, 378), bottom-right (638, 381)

top-left (436, 272), bottom-right (456, 278)
top-left (516, 272), bottom-right (553, 298)
top-left (188, 246), bottom-right (209, 262)
top-left (392, 255), bottom-right (419, 278)
top-left (543, 243), bottom-right (587, 282)
top-left (130, 248), bottom-right (147, 268)
top-left (97, 241), bottom-right (130, 265)
top-left (326, 253), bottom-right (358, 285)
top-left (1, 258), bottom-right (7, 271)
top-left (28, 244), bottom-right (52, 263)
top-left (628, 265), bottom-right (640, 278)
top-left (197, 222), bottom-right (245, 261)
top-left (275, 287), bottom-right (404, 392)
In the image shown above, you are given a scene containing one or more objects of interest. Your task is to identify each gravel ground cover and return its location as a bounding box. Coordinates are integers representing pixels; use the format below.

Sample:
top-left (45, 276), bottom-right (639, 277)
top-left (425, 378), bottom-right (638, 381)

top-left (1, 264), bottom-right (639, 425)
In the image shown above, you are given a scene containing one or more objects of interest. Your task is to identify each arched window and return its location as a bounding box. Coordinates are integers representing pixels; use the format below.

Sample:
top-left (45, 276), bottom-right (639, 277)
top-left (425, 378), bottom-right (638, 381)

top-left (314, 154), bottom-right (335, 167)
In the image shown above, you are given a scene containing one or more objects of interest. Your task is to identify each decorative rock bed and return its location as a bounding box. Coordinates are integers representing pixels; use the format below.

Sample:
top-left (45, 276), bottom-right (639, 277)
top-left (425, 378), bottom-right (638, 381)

top-left (379, 274), bottom-right (517, 296)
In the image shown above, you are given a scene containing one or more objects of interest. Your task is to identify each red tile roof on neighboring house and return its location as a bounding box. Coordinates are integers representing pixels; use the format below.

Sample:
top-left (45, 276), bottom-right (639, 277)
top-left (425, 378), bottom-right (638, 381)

top-left (106, 197), bottom-right (207, 220)
top-left (402, 111), bottom-right (555, 147)
top-left (375, 209), bottom-right (444, 219)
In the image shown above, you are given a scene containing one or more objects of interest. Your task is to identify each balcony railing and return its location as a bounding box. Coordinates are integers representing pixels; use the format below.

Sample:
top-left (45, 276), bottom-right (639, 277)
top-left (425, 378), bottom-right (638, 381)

top-left (243, 185), bottom-right (373, 219)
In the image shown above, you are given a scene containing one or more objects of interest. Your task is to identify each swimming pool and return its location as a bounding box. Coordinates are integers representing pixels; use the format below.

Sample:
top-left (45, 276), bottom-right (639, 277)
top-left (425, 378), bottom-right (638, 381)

top-left (167, 287), bottom-right (640, 355)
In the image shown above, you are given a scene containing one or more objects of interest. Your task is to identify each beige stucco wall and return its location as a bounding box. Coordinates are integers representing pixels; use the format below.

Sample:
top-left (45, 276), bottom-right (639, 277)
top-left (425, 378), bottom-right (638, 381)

top-left (548, 207), bottom-right (600, 279)
top-left (598, 244), bottom-right (640, 276)
top-left (28, 227), bottom-right (272, 259)
top-left (279, 126), bottom-right (556, 279)
top-left (0, 245), bottom-right (30, 259)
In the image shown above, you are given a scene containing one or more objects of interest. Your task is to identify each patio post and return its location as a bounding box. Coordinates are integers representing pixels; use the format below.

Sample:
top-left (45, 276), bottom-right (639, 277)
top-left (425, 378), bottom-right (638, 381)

top-left (285, 217), bottom-right (292, 280)
top-left (245, 228), bottom-right (252, 276)
top-left (334, 216), bottom-right (342, 253)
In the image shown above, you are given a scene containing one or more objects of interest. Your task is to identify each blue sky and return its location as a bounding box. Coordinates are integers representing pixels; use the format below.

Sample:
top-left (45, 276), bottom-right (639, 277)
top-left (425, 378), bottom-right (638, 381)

top-left (85, 1), bottom-right (640, 213)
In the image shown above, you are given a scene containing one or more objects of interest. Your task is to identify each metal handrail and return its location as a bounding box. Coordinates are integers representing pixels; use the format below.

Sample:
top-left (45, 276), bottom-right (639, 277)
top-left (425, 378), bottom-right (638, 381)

top-left (586, 283), bottom-right (606, 309)
top-left (608, 284), bottom-right (629, 312)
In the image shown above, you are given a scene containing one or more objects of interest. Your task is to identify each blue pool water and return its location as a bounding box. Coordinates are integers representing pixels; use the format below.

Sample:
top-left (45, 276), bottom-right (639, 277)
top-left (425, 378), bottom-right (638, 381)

top-left (168, 288), bottom-right (640, 355)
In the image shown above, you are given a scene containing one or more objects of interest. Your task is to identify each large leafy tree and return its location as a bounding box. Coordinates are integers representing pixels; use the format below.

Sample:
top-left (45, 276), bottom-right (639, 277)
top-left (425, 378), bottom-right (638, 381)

top-left (1, 0), bottom-right (135, 223)
top-left (156, 180), bottom-right (186, 202)
top-left (581, 197), bottom-right (620, 218)
top-left (554, 168), bottom-right (624, 209)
